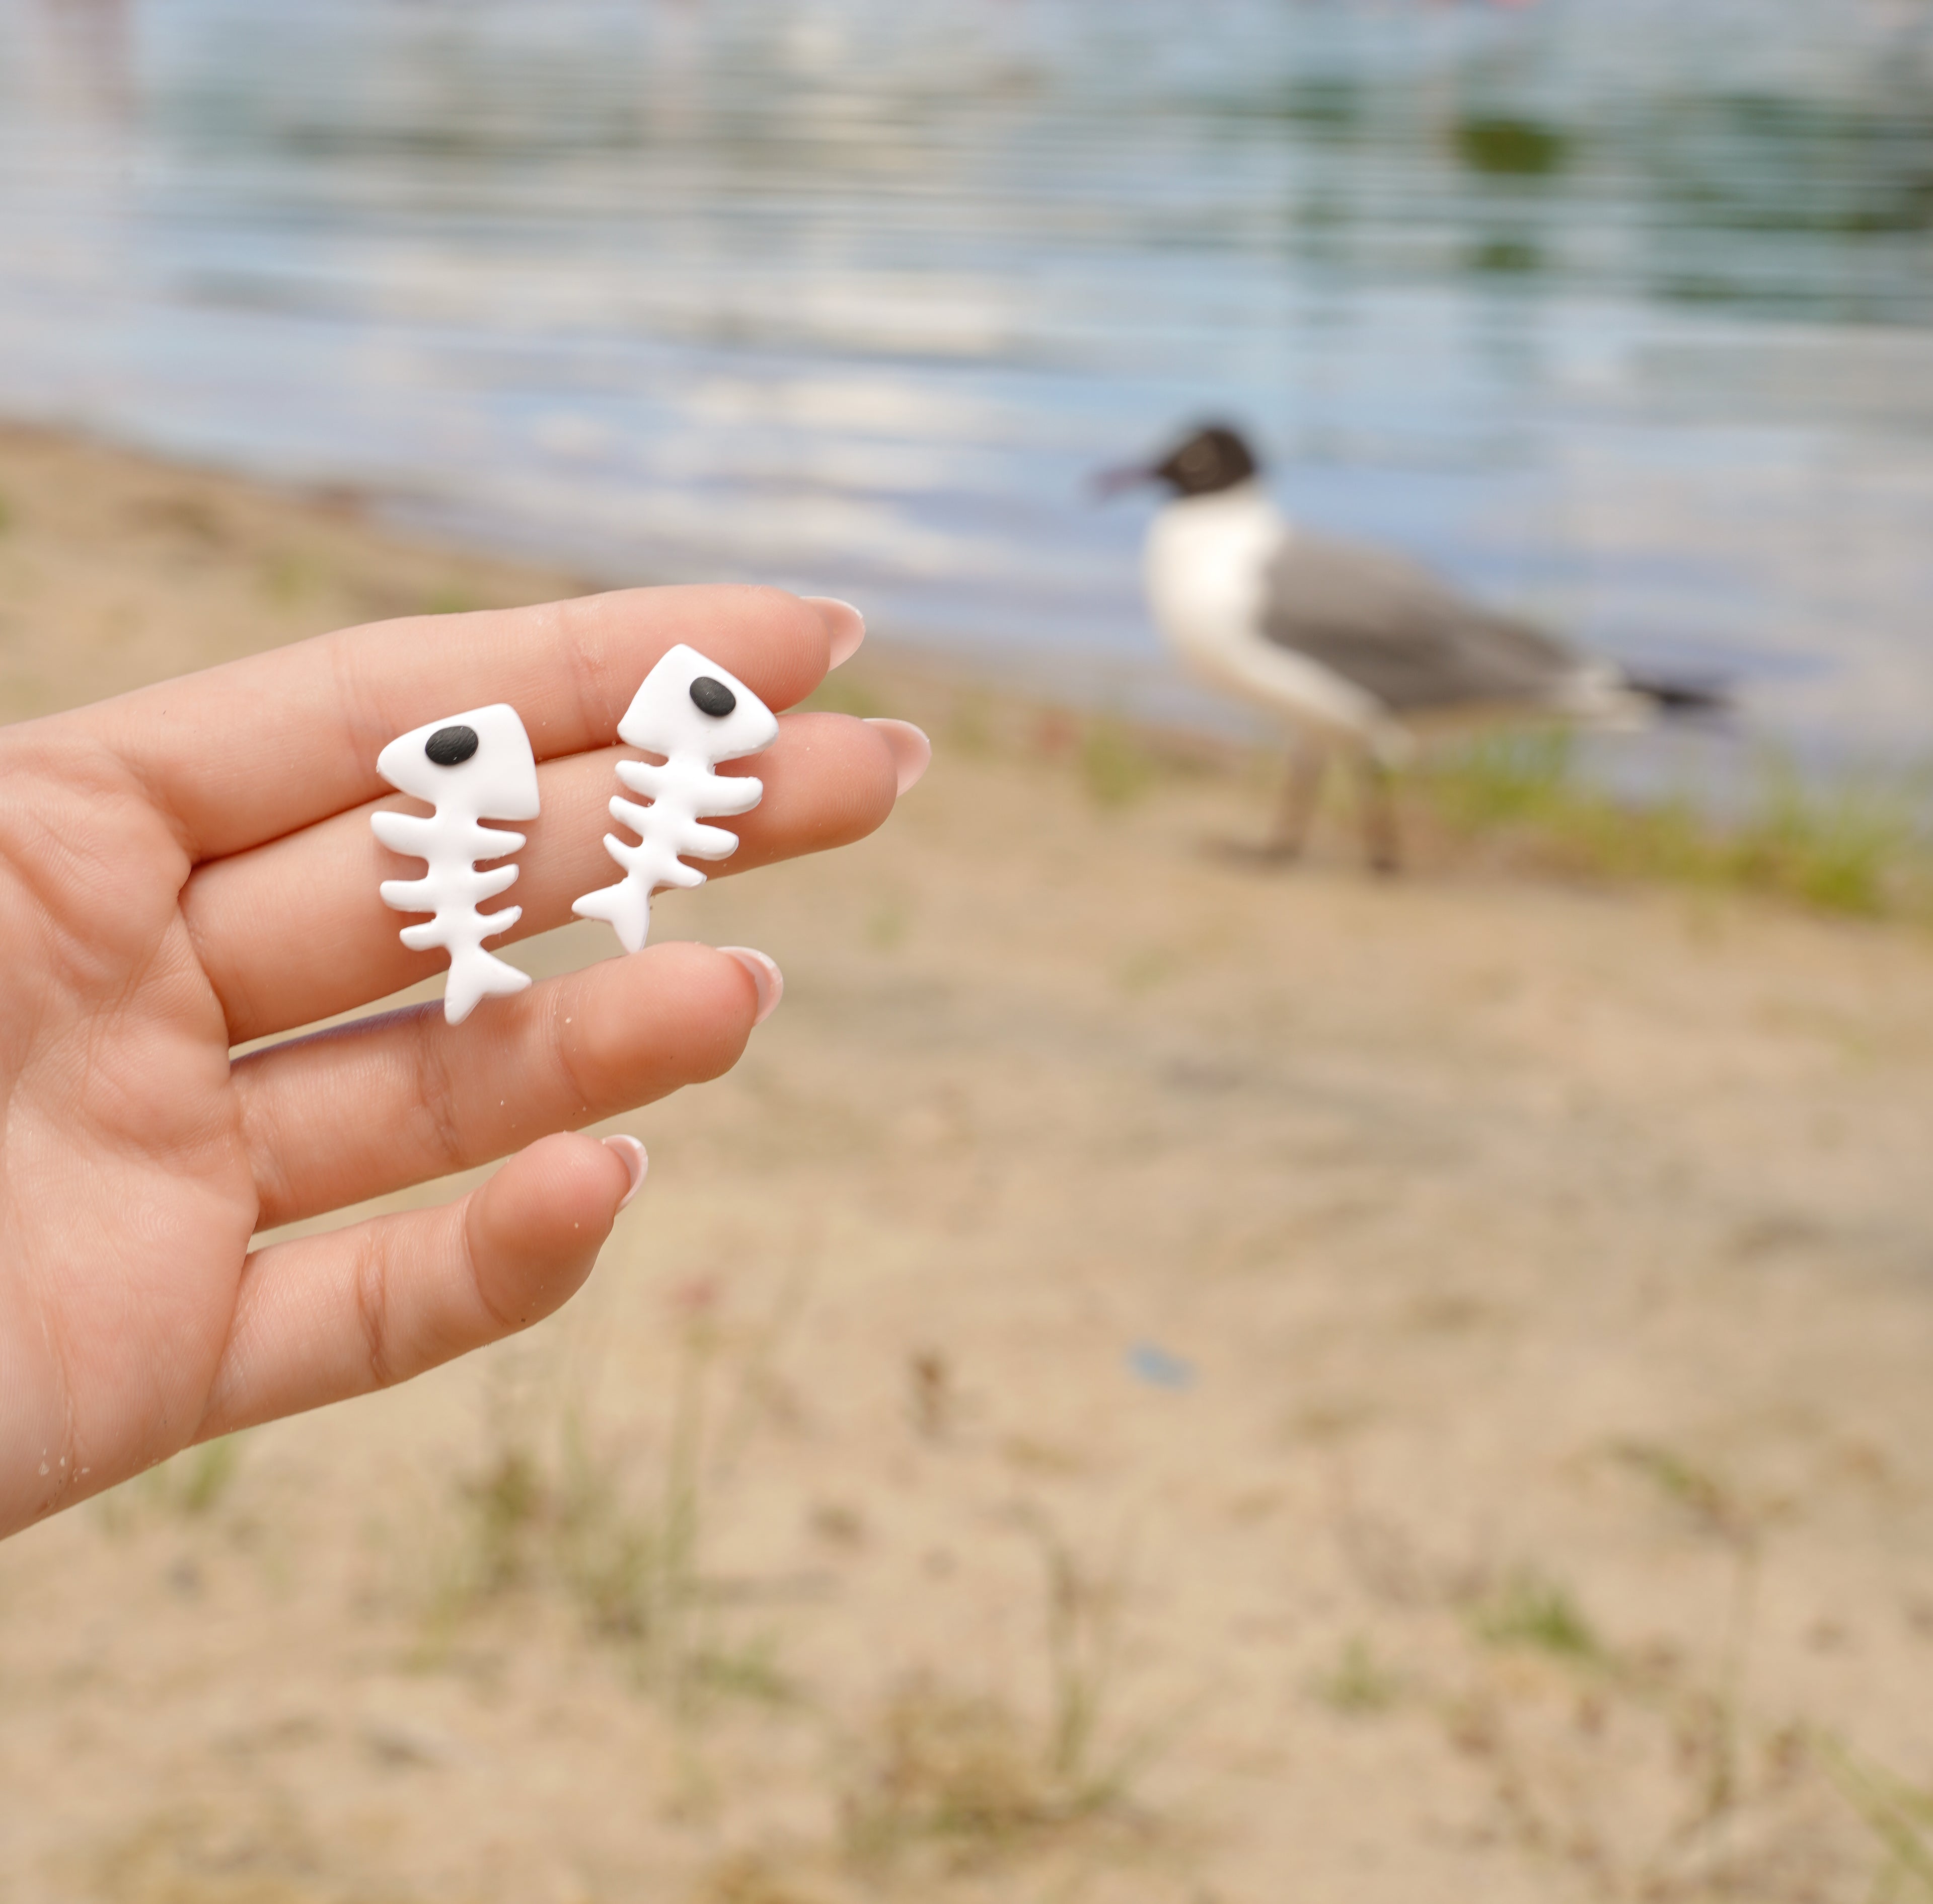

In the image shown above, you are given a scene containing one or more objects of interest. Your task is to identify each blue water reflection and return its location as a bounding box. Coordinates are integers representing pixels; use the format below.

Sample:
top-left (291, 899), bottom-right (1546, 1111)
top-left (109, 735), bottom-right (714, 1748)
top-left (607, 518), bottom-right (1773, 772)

top-left (1, 0), bottom-right (1928, 761)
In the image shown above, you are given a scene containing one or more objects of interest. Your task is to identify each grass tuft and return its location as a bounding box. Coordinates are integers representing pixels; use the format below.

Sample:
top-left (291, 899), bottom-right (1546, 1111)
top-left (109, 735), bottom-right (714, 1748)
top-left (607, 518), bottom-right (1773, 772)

top-left (841, 1680), bottom-right (1121, 1873)
top-left (1036, 1523), bottom-right (1126, 1786)
top-left (96, 1435), bottom-right (247, 1531)
top-left (1079, 717), bottom-right (1158, 810)
top-left (1311, 1635), bottom-right (1403, 1715)
top-left (1819, 1735), bottom-right (1933, 1897)
top-left (433, 1274), bottom-right (806, 1716)
top-left (175, 1436), bottom-right (245, 1517)
top-left (1419, 732), bottom-right (1931, 920)
top-left (1472, 1568), bottom-right (1602, 1663)
top-left (438, 1403), bottom-right (721, 1700)
top-left (1610, 1438), bottom-right (1759, 1548)
top-left (842, 1522), bottom-right (1166, 1874)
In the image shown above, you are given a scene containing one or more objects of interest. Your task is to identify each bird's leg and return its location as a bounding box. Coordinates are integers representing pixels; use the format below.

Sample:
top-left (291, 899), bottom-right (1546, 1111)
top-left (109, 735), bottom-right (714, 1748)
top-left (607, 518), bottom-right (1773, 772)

top-left (1356, 752), bottom-right (1402, 876)
top-left (1265, 736), bottom-right (1326, 861)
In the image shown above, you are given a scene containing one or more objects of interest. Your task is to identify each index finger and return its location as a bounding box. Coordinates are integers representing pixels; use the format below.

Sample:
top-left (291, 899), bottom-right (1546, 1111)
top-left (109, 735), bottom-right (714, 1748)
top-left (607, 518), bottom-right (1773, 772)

top-left (68, 585), bottom-right (841, 862)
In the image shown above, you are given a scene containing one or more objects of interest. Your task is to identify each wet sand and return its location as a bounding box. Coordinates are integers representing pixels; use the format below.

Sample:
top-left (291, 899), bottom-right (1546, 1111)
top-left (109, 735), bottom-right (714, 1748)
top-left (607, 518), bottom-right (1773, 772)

top-left (1, 423), bottom-right (1930, 1903)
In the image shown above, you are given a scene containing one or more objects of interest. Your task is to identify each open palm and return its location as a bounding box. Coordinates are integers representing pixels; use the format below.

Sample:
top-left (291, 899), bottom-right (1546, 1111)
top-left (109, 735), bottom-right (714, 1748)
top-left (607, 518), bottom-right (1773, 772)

top-left (0, 586), bottom-right (914, 1538)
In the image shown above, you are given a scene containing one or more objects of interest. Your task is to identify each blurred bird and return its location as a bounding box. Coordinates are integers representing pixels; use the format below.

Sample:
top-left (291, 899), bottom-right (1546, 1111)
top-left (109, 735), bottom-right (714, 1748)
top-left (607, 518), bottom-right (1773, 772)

top-left (1098, 423), bottom-right (1723, 870)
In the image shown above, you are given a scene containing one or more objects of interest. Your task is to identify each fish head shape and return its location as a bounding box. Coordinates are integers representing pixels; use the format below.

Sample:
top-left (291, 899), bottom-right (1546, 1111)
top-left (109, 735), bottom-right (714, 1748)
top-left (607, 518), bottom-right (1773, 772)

top-left (615, 644), bottom-right (779, 763)
top-left (376, 702), bottom-right (541, 819)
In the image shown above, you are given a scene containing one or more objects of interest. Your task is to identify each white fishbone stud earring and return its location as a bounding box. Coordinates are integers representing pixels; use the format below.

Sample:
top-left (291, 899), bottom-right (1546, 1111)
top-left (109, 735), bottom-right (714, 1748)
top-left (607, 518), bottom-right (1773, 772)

top-left (573, 644), bottom-right (778, 954)
top-left (371, 703), bottom-right (541, 1024)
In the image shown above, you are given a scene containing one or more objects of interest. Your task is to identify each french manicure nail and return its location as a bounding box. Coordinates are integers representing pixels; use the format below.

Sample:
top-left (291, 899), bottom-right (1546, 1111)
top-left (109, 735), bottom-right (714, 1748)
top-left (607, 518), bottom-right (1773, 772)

top-left (602, 1134), bottom-right (649, 1209)
top-left (805, 596), bottom-right (866, 669)
top-left (864, 718), bottom-right (932, 796)
top-left (719, 946), bottom-right (784, 1025)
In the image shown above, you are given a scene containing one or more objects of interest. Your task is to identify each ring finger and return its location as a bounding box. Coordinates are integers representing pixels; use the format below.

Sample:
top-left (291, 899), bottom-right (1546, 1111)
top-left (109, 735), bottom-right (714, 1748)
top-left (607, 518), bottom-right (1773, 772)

top-left (237, 937), bottom-right (773, 1231)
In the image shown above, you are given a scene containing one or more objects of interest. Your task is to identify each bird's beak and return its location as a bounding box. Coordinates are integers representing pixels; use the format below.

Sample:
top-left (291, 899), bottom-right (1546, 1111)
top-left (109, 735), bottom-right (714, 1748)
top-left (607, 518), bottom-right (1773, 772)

top-left (1089, 460), bottom-right (1155, 500)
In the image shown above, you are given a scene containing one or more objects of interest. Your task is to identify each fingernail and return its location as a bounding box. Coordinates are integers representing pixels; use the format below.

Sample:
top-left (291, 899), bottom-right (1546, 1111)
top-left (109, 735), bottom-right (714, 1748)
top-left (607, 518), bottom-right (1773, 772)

top-left (602, 1134), bottom-right (649, 1209)
top-left (805, 596), bottom-right (866, 669)
top-left (719, 946), bottom-right (784, 1025)
top-left (864, 718), bottom-right (931, 795)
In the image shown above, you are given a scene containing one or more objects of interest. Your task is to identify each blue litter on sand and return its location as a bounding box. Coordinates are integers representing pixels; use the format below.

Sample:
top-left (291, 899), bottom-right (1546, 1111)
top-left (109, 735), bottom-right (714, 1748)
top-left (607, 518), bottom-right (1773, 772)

top-left (1127, 1342), bottom-right (1195, 1390)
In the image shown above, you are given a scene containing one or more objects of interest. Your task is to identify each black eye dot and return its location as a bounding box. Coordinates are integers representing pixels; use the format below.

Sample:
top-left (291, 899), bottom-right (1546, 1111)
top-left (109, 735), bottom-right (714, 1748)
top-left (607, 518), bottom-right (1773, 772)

top-left (424, 724), bottom-right (480, 766)
top-left (689, 676), bottom-right (736, 718)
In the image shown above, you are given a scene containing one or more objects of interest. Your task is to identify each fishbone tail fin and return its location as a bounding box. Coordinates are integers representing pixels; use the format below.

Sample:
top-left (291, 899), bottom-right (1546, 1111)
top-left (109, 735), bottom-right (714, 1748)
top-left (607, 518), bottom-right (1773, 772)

top-left (444, 945), bottom-right (532, 1026)
top-left (572, 876), bottom-right (652, 956)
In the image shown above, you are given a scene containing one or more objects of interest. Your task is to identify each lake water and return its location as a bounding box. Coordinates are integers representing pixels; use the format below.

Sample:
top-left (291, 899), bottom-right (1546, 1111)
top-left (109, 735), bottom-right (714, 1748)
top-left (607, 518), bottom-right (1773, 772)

top-left (2, 0), bottom-right (1930, 769)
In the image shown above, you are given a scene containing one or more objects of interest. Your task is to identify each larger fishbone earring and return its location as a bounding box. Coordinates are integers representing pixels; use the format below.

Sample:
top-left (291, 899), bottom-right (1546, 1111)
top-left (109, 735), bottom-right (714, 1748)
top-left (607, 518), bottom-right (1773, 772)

top-left (573, 644), bottom-right (779, 954)
top-left (371, 703), bottom-right (541, 1024)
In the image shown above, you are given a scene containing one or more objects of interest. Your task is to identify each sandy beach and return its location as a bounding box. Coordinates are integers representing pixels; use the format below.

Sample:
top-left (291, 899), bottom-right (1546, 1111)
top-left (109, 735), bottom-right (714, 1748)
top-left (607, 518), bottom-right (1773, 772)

top-left (0, 422), bottom-right (1929, 1903)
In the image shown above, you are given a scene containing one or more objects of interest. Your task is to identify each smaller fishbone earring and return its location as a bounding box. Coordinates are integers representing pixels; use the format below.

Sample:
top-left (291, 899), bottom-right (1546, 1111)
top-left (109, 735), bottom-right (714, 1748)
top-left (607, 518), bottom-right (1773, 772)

top-left (573, 644), bottom-right (779, 954)
top-left (371, 703), bottom-right (541, 1024)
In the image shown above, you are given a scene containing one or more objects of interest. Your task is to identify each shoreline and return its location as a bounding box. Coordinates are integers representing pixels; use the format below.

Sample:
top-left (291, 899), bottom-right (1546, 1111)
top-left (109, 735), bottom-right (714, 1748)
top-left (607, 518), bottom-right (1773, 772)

top-left (3, 417), bottom-right (1923, 928)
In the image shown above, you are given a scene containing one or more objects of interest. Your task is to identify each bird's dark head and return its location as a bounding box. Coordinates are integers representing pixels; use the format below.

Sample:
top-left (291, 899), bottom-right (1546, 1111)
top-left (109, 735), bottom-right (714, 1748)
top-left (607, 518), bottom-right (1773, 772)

top-left (1093, 423), bottom-right (1260, 501)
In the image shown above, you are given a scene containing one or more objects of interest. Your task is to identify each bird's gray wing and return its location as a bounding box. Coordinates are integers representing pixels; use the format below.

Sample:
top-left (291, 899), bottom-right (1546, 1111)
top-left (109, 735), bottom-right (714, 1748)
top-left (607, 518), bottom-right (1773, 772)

top-left (1260, 533), bottom-right (1585, 714)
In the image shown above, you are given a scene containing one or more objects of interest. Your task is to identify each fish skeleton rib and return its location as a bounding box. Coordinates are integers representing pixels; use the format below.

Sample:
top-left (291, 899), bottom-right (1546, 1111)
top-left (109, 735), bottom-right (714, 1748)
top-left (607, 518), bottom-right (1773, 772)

top-left (573, 645), bottom-right (779, 955)
top-left (371, 704), bottom-right (542, 1025)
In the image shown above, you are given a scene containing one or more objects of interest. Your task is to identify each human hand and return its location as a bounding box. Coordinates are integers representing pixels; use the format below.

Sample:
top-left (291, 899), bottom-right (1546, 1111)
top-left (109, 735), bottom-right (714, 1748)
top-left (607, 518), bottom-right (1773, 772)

top-left (0, 587), bottom-right (923, 1537)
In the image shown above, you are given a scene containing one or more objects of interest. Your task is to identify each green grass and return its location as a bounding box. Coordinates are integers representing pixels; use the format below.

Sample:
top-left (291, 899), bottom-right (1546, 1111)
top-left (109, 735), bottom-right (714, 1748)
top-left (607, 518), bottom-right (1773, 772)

top-left (841, 1680), bottom-right (1133, 1874)
top-left (803, 654), bottom-right (1928, 924)
top-left (95, 1434), bottom-right (247, 1532)
top-left (259, 549), bottom-right (316, 605)
top-left (1419, 731), bottom-right (1931, 920)
top-left (417, 584), bottom-right (480, 616)
top-left (802, 671), bottom-right (885, 720)
top-left (435, 1274), bottom-right (809, 1714)
top-left (1609, 1438), bottom-right (1758, 1547)
top-left (842, 1522), bottom-right (1167, 1874)
top-left (441, 1394), bottom-right (719, 1700)
top-left (1819, 1736), bottom-right (1933, 1897)
top-left (1311, 1636), bottom-right (1402, 1715)
top-left (175, 1436), bottom-right (245, 1516)
top-left (1078, 717), bottom-right (1158, 810)
top-left (1472, 1568), bottom-right (1602, 1663)
top-left (1036, 1523), bottom-right (1126, 1787)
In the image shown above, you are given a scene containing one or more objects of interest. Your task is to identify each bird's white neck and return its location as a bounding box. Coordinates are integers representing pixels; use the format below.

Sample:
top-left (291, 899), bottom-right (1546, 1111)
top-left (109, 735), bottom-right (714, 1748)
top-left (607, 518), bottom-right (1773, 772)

top-left (1141, 479), bottom-right (1387, 744)
top-left (1144, 480), bottom-right (1285, 666)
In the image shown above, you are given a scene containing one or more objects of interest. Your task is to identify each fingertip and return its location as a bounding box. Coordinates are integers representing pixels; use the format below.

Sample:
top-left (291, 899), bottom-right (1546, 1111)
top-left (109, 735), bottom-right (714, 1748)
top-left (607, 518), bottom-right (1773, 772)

top-left (806, 596), bottom-right (866, 669)
top-left (759, 586), bottom-right (840, 707)
top-left (718, 945), bottom-right (783, 1025)
top-left (470, 1131), bottom-right (631, 1328)
top-left (504, 1128), bottom-right (635, 1231)
top-left (605, 938), bottom-right (758, 1081)
top-left (864, 718), bottom-right (932, 796)
top-left (601, 1133), bottom-right (649, 1208)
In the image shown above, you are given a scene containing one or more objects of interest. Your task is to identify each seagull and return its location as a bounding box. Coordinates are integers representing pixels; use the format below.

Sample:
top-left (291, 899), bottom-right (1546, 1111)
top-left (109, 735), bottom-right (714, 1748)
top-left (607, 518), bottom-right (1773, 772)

top-left (1099, 423), bottom-right (1722, 871)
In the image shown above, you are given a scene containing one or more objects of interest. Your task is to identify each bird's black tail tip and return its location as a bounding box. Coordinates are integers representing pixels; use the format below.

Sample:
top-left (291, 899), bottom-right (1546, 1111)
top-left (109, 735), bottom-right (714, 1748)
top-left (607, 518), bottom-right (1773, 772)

top-left (1624, 671), bottom-right (1733, 719)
